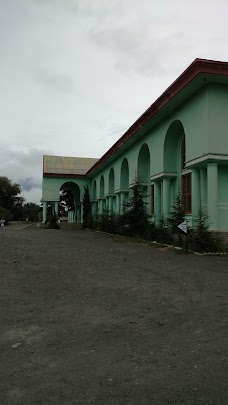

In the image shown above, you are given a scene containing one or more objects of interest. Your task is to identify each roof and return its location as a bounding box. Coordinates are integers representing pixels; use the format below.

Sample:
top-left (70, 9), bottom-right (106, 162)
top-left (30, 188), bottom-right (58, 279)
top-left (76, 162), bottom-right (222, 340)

top-left (86, 58), bottom-right (228, 176)
top-left (43, 155), bottom-right (98, 177)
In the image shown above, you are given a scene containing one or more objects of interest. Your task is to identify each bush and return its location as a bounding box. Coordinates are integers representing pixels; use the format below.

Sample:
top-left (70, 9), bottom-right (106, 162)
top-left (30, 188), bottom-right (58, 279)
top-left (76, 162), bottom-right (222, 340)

top-left (91, 192), bottom-right (225, 253)
top-left (123, 178), bottom-right (149, 237)
top-left (82, 186), bottom-right (92, 228)
top-left (188, 206), bottom-right (223, 252)
top-left (48, 212), bottom-right (60, 229)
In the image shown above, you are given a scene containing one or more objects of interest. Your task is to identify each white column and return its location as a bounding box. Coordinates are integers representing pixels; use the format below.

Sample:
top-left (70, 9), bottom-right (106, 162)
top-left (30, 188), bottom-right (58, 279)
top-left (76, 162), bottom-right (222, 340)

top-left (108, 196), bottom-right (113, 213)
top-left (80, 202), bottom-right (83, 224)
top-left (207, 163), bottom-right (218, 230)
top-left (42, 201), bottom-right (47, 223)
top-left (191, 168), bottom-right (200, 224)
top-left (162, 178), bottom-right (170, 219)
top-left (120, 192), bottom-right (125, 214)
top-left (54, 202), bottom-right (59, 217)
top-left (154, 181), bottom-right (161, 225)
top-left (200, 168), bottom-right (207, 207)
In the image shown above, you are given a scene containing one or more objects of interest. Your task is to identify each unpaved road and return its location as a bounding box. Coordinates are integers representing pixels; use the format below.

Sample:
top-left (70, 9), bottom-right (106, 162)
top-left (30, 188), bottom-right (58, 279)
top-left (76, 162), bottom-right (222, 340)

top-left (0, 228), bottom-right (227, 405)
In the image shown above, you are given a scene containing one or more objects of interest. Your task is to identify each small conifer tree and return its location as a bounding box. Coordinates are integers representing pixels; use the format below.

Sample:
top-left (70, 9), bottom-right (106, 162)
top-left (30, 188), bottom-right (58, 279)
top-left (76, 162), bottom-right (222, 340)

top-left (82, 185), bottom-right (92, 228)
top-left (190, 205), bottom-right (223, 252)
top-left (49, 211), bottom-right (59, 229)
top-left (123, 178), bottom-right (149, 236)
top-left (168, 192), bottom-right (185, 232)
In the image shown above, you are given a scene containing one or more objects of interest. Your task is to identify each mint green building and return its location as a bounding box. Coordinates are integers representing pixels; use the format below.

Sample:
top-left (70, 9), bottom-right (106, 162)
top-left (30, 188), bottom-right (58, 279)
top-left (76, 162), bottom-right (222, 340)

top-left (42, 59), bottom-right (228, 232)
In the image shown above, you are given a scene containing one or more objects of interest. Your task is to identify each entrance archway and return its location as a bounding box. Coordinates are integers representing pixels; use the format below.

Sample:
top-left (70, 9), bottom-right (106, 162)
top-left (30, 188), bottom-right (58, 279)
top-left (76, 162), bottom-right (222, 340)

top-left (59, 182), bottom-right (81, 222)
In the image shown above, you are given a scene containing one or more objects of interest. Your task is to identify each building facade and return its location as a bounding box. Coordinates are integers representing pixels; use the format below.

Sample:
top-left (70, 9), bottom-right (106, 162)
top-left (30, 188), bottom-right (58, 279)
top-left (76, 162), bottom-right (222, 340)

top-left (42, 59), bottom-right (228, 232)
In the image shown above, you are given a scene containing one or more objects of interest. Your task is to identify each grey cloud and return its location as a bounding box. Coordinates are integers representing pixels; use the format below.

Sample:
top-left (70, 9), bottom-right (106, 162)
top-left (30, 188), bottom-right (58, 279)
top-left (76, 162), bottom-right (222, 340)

top-left (0, 147), bottom-right (49, 183)
top-left (0, 147), bottom-right (50, 203)
top-left (19, 177), bottom-right (42, 192)
top-left (0, 148), bottom-right (44, 167)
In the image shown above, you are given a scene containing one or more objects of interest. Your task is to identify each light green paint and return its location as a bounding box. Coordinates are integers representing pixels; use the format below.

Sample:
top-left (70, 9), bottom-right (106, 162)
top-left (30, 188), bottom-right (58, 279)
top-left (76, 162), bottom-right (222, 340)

top-left (42, 83), bottom-right (228, 231)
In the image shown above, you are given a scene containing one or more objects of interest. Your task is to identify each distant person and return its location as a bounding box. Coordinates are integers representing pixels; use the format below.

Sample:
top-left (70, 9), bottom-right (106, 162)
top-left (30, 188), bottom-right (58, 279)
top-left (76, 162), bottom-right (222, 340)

top-left (0, 218), bottom-right (5, 229)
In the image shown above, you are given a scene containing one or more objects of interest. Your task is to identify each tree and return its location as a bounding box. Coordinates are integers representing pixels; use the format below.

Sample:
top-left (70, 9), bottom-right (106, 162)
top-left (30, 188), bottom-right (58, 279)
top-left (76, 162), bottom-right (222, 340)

top-left (0, 207), bottom-right (11, 224)
top-left (23, 203), bottom-right (41, 221)
top-left (0, 176), bottom-right (23, 211)
top-left (189, 205), bottom-right (223, 252)
top-left (168, 192), bottom-right (185, 232)
top-left (82, 185), bottom-right (92, 228)
top-left (123, 178), bottom-right (149, 236)
top-left (59, 188), bottom-right (75, 215)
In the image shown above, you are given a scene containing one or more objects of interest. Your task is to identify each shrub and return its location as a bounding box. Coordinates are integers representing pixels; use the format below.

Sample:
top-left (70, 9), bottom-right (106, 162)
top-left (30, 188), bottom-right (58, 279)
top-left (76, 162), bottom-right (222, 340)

top-left (123, 178), bottom-right (149, 237)
top-left (48, 212), bottom-right (60, 229)
top-left (82, 186), bottom-right (92, 228)
top-left (188, 206), bottom-right (223, 252)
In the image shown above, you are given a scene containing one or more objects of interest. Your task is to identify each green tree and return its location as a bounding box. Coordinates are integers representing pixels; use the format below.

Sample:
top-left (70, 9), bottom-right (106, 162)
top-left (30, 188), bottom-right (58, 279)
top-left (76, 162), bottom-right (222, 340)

top-left (23, 203), bottom-right (41, 221)
top-left (48, 212), bottom-right (60, 229)
top-left (190, 206), bottom-right (223, 252)
top-left (168, 192), bottom-right (185, 232)
top-left (82, 185), bottom-right (92, 228)
top-left (123, 178), bottom-right (149, 236)
top-left (0, 206), bottom-right (11, 224)
top-left (59, 188), bottom-right (75, 215)
top-left (0, 176), bottom-right (23, 211)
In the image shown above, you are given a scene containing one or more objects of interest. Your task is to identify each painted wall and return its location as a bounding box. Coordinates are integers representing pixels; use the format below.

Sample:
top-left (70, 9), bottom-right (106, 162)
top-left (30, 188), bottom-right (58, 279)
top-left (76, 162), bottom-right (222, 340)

top-left (42, 84), bottom-right (228, 230)
top-left (208, 84), bottom-right (228, 154)
top-left (92, 87), bottom-right (209, 187)
top-left (42, 176), bottom-right (91, 202)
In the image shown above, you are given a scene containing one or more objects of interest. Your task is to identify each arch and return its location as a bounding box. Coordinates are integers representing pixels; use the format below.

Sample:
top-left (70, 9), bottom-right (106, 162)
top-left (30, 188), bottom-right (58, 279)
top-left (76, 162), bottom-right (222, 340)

top-left (163, 120), bottom-right (191, 214)
top-left (92, 180), bottom-right (97, 200)
top-left (164, 120), bottom-right (185, 172)
top-left (109, 167), bottom-right (115, 194)
top-left (137, 143), bottom-right (150, 182)
top-left (59, 181), bottom-right (80, 222)
top-left (120, 158), bottom-right (129, 189)
top-left (100, 175), bottom-right (104, 198)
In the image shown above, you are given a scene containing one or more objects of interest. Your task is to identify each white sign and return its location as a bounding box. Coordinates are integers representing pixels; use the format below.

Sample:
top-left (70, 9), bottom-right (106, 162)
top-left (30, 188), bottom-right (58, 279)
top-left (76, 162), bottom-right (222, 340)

top-left (177, 220), bottom-right (187, 234)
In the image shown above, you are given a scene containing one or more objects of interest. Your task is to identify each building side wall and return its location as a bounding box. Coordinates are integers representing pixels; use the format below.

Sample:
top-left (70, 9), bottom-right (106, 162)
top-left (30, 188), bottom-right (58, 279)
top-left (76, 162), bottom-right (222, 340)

top-left (42, 84), bottom-right (228, 231)
top-left (208, 84), bottom-right (228, 154)
top-left (42, 177), bottom-right (91, 202)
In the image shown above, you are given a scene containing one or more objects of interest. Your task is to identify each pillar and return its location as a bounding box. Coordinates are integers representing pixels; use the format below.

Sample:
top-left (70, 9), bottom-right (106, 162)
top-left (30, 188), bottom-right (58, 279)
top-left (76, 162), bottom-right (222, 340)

top-left (200, 168), bottom-right (207, 207)
top-left (154, 181), bottom-right (161, 225)
top-left (115, 193), bottom-right (120, 214)
top-left (108, 196), bottom-right (113, 213)
top-left (162, 178), bottom-right (170, 219)
top-left (120, 192), bottom-right (125, 214)
top-left (54, 202), bottom-right (59, 217)
top-left (191, 168), bottom-right (200, 224)
top-left (99, 199), bottom-right (103, 215)
top-left (42, 201), bottom-right (47, 223)
top-left (80, 202), bottom-right (83, 224)
top-left (92, 201), bottom-right (95, 216)
top-left (207, 163), bottom-right (218, 230)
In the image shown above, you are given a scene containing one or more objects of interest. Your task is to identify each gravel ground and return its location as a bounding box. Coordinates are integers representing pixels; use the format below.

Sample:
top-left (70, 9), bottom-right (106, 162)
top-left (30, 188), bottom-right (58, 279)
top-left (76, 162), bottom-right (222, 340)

top-left (0, 227), bottom-right (227, 405)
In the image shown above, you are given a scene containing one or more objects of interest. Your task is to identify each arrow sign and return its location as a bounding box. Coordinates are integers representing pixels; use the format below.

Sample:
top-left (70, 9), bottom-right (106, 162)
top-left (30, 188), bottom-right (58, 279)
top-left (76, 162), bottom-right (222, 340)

top-left (177, 220), bottom-right (187, 234)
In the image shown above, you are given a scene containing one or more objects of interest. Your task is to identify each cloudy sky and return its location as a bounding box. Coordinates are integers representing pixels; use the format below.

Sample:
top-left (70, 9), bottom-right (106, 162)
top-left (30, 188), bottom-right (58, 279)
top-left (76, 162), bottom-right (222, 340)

top-left (0, 0), bottom-right (228, 203)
